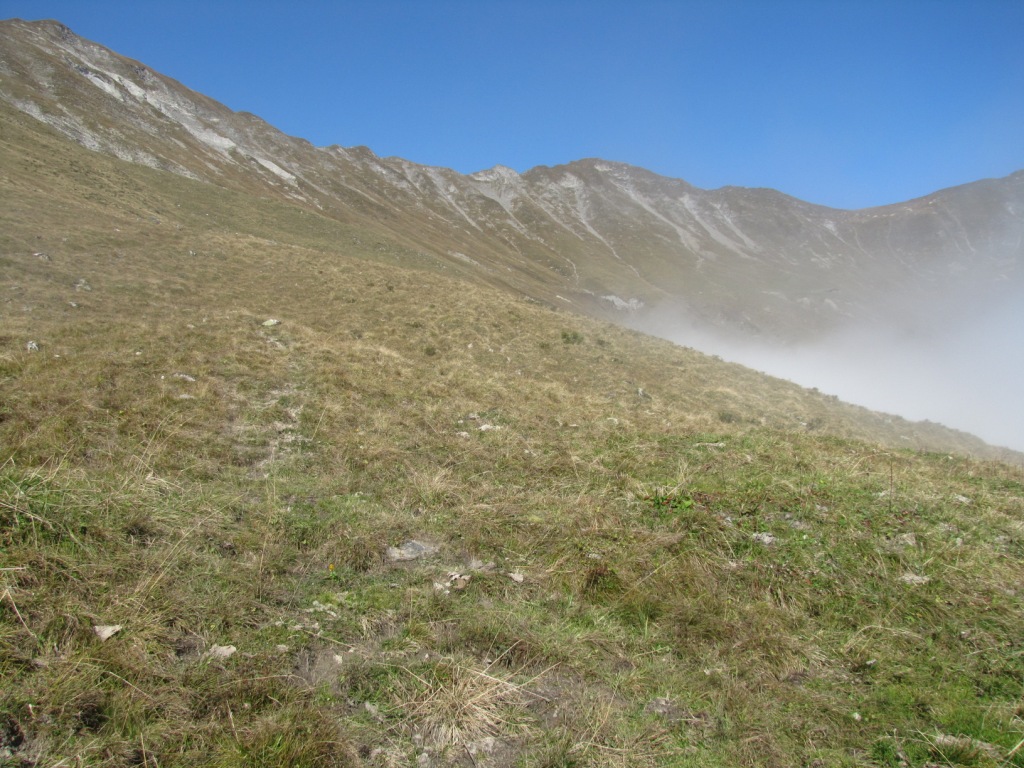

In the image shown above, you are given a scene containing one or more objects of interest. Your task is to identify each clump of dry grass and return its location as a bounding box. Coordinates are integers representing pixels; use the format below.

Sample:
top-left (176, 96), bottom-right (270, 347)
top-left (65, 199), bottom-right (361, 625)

top-left (397, 657), bottom-right (534, 747)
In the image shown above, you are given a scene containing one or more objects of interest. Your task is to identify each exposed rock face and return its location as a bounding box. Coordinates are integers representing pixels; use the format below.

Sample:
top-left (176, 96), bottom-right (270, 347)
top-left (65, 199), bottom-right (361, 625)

top-left (1, 18), bottom-right (1021, 342)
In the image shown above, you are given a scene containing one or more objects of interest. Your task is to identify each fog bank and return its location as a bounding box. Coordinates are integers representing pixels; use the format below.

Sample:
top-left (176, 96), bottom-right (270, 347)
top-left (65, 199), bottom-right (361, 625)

top-left (649, 297), bottom-right (1024, 453)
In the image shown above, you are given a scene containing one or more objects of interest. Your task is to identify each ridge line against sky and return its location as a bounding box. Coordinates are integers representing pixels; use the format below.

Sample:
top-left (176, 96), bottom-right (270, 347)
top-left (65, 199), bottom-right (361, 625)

top-left (2, 0), bottom-right (1023, 210)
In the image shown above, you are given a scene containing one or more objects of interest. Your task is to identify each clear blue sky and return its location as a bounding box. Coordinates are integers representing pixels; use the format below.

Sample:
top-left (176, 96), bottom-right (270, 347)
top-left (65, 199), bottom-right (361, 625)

top-left (3, 0), bottom-right (1023, 209)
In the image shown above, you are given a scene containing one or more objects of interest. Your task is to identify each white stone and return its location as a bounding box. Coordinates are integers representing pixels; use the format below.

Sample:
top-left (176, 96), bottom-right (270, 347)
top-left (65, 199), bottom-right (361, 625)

top-left (93, 624), bottom-right (122, 641)
top-left (208, 644), bottom-right (237, 659)
top-left (900, 573), bottom-right (930, 586)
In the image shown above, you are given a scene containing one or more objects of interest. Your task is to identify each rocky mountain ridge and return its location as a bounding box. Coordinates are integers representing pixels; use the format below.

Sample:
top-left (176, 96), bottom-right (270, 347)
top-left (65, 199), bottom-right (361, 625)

top-left (2, 17), bottom-right (1022, 342)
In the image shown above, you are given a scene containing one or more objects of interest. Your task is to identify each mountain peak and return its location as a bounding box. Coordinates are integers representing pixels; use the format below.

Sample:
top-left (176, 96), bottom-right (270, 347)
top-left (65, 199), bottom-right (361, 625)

top-left (470, 164), bottom-right (520, 181)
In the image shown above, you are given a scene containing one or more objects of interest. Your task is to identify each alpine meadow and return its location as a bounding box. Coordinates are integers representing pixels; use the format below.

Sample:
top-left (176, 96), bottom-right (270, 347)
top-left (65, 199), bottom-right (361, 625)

top-left (1, 18), bottom-right (1023, 768)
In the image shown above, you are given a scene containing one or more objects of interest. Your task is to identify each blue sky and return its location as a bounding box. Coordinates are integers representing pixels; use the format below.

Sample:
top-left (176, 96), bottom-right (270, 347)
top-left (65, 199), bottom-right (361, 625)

top-left (3, 0), bottom-right (1023, 209)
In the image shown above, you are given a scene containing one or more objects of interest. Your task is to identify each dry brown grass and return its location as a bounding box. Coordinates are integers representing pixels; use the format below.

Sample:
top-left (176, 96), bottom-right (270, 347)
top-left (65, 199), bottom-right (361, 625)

top-left (396, 657), bottom-right (534, 748)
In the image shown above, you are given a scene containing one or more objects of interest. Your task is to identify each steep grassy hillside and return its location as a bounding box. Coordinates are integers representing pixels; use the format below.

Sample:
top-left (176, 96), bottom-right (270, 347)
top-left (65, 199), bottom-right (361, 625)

top-left (2, 104), bottom-right (1024, 767)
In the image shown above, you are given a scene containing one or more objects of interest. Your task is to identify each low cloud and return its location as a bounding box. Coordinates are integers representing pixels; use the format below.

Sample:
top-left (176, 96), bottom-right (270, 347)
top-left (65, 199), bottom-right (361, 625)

top-left (641, 293), bottom-right (1024, 453)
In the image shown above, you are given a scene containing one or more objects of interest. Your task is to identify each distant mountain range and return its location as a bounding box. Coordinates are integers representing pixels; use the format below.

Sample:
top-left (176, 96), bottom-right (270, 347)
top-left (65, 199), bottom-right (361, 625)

top-left (2, 16), bottom-right (1022, 345)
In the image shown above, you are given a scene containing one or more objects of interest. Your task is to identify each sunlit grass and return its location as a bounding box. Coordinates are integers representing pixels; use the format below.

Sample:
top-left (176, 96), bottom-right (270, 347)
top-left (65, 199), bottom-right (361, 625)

top-left (2, 101), bottom-right (1024, 766)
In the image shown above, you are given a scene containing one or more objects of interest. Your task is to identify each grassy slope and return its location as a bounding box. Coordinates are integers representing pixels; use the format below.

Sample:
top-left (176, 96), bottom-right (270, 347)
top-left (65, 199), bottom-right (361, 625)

top-left (2, 105), bottom-right (1023, 767)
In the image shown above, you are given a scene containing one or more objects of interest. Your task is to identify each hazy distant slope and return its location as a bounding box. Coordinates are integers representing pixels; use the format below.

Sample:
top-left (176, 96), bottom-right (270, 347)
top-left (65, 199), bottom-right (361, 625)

top-left (2, 17), bottom-right (1021, 345)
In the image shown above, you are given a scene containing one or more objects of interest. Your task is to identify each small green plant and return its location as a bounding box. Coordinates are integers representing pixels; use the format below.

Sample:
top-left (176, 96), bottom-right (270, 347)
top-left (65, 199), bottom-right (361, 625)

top-left (561, 330), bottom-right (584, 344)
top-left (869, 737), bottom-right (904, 766)
top-left (644, 491), bottom-right (694, 512)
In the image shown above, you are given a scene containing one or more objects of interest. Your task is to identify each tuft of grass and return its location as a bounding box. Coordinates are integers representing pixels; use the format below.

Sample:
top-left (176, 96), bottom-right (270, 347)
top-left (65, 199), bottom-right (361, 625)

top-left (397, 657), bottom-right (533, 747)
top-left (218, 706), bottom-right (362, 767)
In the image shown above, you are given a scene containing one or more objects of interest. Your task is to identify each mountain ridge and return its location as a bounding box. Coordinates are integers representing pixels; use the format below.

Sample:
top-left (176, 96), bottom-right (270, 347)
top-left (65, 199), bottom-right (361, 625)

top-left (3, 16), bottom-right (1020, 346)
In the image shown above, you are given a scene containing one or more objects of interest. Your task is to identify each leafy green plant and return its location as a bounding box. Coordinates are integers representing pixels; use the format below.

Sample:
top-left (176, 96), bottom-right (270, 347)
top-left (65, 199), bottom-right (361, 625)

top-left (644, 490), bottom-right (695, 513)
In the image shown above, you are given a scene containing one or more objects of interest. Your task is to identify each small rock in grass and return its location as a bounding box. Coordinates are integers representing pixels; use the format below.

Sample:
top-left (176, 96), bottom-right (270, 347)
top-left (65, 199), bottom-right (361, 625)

top-left (448, 572), bottom-right (471, 590)
top-left (262, 318), bottom-right (281, 327)
top-left (752, 532), bottom-right (775, 545)
top-left (207, 644), bottom-right (236, 660)
top-left (645, 698), bottom-right (713, 728)
top-left (466, 737), bottom-right (498, 756)
top-left (645, 697), bottom-right (679, 718)
top-left (508, 572), bottom-right (525, 583)
top-left (900, 573), bottom-right (930, 586)
top-left (387, 539), bottom-right (438, 562)
top-left (93, 624), bottom-right (122, 641)
top-left (434, 572), bottom-right (472, 594)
